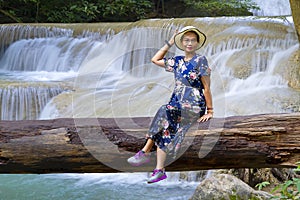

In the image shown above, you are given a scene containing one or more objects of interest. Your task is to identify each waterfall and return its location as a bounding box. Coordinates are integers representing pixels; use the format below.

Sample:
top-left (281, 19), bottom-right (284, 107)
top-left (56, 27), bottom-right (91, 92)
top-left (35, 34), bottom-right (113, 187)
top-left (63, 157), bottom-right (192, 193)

top-left (0, 37), bottom-right (100, 72)
top-left (252, 0), bottom-right (291, 16)
top-left (0, 83), bottom-right (67, 120)
top-left (0, 25), bottom-right (73, 57)
top-left (0, 16), bottom-right (299, 120)
top-left (0, 25), bottom-right (107, 120)
top-left (52, 17), bottom-right (298, 119)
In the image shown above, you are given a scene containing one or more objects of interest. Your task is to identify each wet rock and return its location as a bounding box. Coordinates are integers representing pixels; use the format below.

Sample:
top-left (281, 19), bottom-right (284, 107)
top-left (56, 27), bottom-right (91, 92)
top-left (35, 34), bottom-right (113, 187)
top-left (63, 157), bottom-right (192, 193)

top-left (190, 174), bottom-right (272, 200)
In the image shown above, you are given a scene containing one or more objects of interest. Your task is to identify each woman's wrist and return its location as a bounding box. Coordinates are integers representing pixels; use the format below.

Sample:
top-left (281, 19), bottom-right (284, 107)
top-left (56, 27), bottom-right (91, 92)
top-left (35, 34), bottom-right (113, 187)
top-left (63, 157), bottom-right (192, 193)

top-left (160, 39), bottom-right (174, 53)
top-left (165, 40), bottom-right (172, 48)
top-left (207, 107), bottom-right (214, 115)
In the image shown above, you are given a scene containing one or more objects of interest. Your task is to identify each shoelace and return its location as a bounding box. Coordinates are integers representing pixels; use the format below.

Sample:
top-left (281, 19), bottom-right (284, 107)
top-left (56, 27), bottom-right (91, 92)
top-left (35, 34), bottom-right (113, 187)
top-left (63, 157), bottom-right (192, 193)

top-left (151, 169), bottom-right (161, 176)
top-left (134, 151), bottom-right (143, 158)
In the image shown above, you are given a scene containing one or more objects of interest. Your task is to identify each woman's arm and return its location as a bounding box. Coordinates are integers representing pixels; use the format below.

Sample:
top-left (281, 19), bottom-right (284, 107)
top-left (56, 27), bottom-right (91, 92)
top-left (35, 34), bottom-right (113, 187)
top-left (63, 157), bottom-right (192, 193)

top-left (151, 31), bottom-right (177, 68)
top-left (197, 75), bottom-right (213, 122)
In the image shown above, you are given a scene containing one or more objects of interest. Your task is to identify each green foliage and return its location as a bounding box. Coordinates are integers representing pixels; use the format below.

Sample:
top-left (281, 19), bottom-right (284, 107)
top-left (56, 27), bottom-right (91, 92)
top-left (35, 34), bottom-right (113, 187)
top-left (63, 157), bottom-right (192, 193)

top-left (46, 0), bottom-right (100, 23)
top-left (97, 0), bottom-right (153, 22)
top-left (295, 162), bottom-right (300, 173)
top-left (45, 0), bottom-right (153, 22)
top-left (270, 162), bottom-right (300, 200)
top-left (271, 178), bottom-right (300, 199)
top-left (0, 0), bottom-right (258, 23)
top-left (255, 181), bottom-right (270, 191)
top-left (0, 0), bottom-right (153, 23)
top-left (227, 189), bottom-right (266, 200)
top-left (0, 0), bottom-right (257, 23)
top-left (0, 8), bottom-right (22, 22)
top-left (253, 162), bottom-right (300, 199)
top-left (181, 0), bottom-right (260, 16)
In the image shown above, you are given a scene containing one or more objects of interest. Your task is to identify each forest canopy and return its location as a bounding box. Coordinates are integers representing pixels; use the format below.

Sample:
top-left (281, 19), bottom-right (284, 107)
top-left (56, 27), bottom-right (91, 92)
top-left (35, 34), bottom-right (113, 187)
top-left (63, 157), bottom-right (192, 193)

top-left (0, 0), bottom-right (259, 23)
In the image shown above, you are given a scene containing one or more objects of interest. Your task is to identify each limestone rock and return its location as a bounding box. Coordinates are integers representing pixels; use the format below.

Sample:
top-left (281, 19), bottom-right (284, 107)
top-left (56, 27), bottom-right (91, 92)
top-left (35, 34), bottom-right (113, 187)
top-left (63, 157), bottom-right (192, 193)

top-left (190, 174), bottom-right (272, 200)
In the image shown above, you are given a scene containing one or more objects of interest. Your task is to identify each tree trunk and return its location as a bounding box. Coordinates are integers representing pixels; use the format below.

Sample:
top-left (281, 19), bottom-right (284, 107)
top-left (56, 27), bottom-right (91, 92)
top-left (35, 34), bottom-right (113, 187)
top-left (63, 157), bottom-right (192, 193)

top-left (0, 113), bottom-right (299, 173)
top-left (290, 0), bottom-right (300, 43)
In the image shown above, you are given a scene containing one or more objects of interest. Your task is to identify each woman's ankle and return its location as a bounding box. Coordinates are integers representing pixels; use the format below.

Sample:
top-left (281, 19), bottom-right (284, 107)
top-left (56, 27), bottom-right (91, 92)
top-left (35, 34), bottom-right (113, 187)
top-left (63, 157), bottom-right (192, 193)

top-left (141, 149), bottom-right (150, 154)
top-left (152, 168), bottom-right (165, 175)
top-left (155, 167), bottom-right (165, 171)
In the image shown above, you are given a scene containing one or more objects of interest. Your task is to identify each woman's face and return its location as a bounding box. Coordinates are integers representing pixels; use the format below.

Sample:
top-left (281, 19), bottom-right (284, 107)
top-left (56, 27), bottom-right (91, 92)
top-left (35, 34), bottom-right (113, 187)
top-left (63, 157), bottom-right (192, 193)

top-left (181, 32), bottom-right (199, 53)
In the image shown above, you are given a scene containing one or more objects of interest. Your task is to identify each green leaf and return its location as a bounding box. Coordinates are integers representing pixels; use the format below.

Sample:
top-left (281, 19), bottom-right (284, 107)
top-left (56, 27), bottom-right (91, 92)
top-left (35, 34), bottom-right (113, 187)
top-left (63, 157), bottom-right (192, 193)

top-left (255, 181), bottom-right (270, 190)
top-left (296, 180), bottom-right (300, 192)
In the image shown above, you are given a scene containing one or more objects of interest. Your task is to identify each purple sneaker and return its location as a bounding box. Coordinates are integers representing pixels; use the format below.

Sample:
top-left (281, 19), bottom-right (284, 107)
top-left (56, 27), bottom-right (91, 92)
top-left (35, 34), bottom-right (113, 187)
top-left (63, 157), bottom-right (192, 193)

top-left (127, 151), bottom-right (150, 166)
top-left (147, 169), bottom-right (167, 184)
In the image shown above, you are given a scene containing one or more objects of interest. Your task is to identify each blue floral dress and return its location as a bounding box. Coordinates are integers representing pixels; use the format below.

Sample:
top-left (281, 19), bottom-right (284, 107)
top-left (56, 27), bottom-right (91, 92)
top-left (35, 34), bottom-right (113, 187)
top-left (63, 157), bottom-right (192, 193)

top-left (148, 54), bottom-right (210, 158)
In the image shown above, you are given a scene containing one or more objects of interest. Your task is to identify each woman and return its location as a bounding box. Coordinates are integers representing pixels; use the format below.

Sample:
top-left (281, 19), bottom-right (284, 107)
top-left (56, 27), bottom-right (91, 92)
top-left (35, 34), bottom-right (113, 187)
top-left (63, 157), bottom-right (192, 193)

top-left (127, 26), bottom-right (213, 184)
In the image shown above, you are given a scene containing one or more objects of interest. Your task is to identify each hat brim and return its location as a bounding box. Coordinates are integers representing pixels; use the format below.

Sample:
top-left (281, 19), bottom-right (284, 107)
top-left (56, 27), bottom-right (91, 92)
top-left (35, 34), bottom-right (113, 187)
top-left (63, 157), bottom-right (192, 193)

top-left (174, 27), bottom-right (206, 51)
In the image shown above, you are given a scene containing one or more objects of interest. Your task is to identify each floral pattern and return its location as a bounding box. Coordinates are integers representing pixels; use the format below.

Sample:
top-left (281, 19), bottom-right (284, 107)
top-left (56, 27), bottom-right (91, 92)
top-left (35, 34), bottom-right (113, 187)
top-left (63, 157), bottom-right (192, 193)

top-left (148, 54), bottom-right (210, 158)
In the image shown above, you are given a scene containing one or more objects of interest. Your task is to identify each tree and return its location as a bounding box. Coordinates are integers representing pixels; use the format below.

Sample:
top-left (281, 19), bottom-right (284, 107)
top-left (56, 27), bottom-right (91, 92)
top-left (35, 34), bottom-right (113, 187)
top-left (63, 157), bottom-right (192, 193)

top-left (0, 0), bottom-right (22, 22)
top-left (45, 0), bottom-right (100, 23)
top-left (0, 0), bottom-right (259, 23)
top-left (0, 0), bottom-right (153, 23)
top-left (181, 0), bottom-right (259, 17)
top-left (0, 113), bottom-right (299, 173)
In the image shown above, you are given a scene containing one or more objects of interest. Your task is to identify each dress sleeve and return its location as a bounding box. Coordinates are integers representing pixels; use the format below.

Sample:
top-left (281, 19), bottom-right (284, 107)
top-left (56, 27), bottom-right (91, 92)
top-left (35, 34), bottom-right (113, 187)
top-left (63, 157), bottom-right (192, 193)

top-left (163, 57), bottom-right (176, 72)
top-left (199, 56), bottom-right (211, 76)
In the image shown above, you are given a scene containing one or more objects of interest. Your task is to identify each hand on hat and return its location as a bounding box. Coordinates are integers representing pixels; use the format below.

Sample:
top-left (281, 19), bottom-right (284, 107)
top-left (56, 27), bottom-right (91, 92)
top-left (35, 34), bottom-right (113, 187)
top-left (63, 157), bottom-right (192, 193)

top-left (167, 30), bottom-right (178, 46)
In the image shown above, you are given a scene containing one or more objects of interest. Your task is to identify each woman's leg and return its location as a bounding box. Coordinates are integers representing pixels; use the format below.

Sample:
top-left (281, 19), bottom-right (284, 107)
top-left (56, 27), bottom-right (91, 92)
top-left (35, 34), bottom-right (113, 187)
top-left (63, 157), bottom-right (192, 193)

top-left (127, 138), bottom-right (153, 166)
top-left (142, 138), bottom-right (154, 153)
top-left (155, 147), bottom-right (167, 170)
top-left (147, 147), bottom-right (167, 183)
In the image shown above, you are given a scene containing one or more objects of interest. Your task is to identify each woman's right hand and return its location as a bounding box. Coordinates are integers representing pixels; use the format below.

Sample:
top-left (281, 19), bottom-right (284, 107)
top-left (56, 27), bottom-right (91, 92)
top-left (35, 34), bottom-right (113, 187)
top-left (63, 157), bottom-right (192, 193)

top-left (197, 113), bottom-right (213, 122)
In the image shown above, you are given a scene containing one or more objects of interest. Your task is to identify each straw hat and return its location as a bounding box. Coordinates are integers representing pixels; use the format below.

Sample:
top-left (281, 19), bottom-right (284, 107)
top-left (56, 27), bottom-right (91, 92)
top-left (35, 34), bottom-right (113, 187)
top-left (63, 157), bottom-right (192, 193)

top-left (174, 26), bottom-right (206, 51)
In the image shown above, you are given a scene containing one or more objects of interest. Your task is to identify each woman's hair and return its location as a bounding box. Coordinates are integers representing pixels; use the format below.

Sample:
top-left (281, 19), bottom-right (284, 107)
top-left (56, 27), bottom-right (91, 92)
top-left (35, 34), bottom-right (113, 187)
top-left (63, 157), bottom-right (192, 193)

top-left (180, 31), bottom-right (200, 43)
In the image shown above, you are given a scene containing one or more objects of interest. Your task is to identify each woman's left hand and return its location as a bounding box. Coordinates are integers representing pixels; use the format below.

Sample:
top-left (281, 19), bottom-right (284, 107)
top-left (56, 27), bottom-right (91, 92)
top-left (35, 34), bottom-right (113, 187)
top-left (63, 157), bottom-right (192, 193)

top-left (197, 113), bottom-right (213, 122)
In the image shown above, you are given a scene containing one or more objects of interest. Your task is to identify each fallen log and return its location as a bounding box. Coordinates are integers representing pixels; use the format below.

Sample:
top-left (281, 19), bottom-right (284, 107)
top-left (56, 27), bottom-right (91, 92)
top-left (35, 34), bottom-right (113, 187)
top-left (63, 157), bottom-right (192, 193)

top-left (0, 113), bottom-right (299, 173)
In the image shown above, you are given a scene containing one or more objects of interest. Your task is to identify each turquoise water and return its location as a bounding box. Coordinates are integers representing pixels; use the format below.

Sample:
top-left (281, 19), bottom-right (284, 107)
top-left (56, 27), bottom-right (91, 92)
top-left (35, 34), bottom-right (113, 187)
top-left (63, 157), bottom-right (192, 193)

top-left (0, 173), bottom-right (199, 200)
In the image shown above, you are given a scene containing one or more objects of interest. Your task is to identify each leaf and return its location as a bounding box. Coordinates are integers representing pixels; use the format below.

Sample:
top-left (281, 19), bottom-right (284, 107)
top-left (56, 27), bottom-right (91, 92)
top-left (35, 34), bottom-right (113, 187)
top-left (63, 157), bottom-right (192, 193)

top-left (272, 185), bottom-right (281, 193)
top-left (255, 181), bottom-right (270, 190)
top-left (296, 179), bottom-right (300, 192)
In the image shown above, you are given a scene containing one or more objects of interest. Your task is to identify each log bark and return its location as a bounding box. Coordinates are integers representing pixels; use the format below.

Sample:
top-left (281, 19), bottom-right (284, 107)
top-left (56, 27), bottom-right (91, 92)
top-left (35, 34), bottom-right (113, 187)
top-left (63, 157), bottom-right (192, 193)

top-left (0, 113), bottom-right (299, 173)
top-left (290, 0), bottom-right (300, 43)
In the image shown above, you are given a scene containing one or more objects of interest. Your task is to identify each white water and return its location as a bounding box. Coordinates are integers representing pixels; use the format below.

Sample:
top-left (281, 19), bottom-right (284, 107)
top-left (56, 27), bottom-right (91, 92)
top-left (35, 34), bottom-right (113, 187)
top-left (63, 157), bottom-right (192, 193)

top-left (0, 172), bottom-right (203, 200)
top-left (36, 16), bottom-right (298, 120)
top-left (0, 25), bottom-right (74, 57)
top-left (0, 17), bottom-right (298, 118)
top-left (0, 29), bottom-right (101, 120)
top-left (252, 0), bottom-right (291, 16)
top-left (0, 83), bottom-right (65, 120)
top-left (0, 37), bottom-right (100, 72)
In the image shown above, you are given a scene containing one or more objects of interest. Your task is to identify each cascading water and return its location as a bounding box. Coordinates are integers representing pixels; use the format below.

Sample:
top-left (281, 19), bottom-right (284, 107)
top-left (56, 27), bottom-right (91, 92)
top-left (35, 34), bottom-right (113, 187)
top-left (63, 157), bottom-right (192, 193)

top-left (0, 83), bottom-right (65, 120)
top-left (0, 26), bottom-right (105, 120)
top-left (0, 25), bottom-right (74, 57)
top-left (36, 16), bottom-right (299, 119)
top-left (252, 0), bottom-right (291, 16)
top-left (1, 17), bottom-right (298, 120)
top-left (0, 37), bottom-right (98, 72)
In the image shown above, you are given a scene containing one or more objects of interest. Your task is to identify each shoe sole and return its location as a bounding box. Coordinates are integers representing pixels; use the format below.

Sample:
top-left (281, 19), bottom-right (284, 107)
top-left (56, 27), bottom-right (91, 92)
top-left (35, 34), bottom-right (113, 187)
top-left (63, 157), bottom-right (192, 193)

top-left (128, 158), bottom-right (150, 167)
top-left (147, 174), bottom-right (167, 184)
